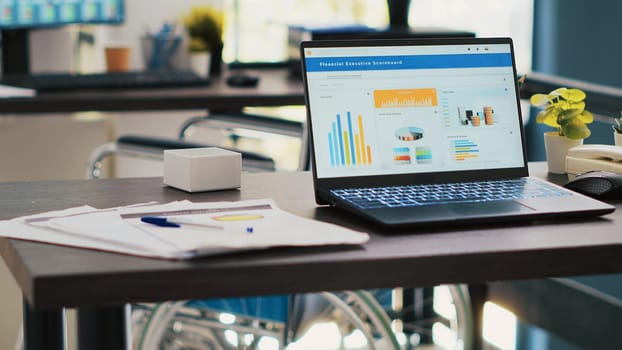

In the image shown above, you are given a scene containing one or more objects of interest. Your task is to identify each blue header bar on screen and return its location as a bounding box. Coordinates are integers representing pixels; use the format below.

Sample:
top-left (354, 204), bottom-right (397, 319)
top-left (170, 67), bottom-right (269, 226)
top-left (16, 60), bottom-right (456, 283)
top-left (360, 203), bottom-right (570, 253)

top-left (305, 53), bottom-right (512, 72)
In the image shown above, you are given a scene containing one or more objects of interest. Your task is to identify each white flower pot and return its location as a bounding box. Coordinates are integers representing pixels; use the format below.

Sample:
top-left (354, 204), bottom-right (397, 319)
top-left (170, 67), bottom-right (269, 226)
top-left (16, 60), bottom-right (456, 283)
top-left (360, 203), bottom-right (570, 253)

top-left (189, 52), bottom-right (211, 78)
top-left (615, 132), bottom-right (622, 146)
top-left (543, 131), bottom-right (583, 174)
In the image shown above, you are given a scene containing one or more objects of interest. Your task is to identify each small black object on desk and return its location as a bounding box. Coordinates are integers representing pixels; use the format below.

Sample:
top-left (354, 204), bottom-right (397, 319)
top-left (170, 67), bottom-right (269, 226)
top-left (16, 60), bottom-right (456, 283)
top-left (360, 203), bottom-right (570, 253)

top-left (226, 73), bottom-right (259, 87)
top-left (564, 170), bottom-right (622, 200)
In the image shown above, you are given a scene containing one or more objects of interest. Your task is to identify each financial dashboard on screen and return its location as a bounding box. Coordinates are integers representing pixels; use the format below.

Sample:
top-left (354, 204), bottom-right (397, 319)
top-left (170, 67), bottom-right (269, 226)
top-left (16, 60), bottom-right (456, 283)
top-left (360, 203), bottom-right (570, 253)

top-left (0, 0), bottom-right (123, 28)
top-left (304, 42), bottom-right (525, 179)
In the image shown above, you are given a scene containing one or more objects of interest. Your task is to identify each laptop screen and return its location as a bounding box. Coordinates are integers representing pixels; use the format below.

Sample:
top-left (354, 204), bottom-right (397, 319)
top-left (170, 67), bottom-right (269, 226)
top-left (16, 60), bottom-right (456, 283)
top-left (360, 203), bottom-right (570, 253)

top-left (302, 39), bottom-right (526, 180)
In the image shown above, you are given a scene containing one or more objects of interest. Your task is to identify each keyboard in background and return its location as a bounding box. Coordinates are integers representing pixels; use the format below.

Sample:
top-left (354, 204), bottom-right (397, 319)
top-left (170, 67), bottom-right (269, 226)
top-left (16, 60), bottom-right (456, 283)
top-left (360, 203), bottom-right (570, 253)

top-left (0, 70), bottom-right (210, 91)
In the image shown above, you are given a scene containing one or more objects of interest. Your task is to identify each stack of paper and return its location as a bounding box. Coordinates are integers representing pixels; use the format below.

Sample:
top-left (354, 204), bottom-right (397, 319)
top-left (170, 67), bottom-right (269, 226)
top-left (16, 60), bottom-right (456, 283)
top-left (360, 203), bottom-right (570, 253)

top-left (0, 84), bottom-right (36, 98)
top-left (0, 199), bottom-right (369, 259)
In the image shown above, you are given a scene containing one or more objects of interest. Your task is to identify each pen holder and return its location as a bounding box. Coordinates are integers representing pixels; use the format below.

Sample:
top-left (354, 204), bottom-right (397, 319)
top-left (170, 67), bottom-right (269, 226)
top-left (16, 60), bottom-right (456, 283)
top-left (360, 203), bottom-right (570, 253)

top-left (141, 34), bottom-right (182, 71)
top-left (164, 148), bottom-right (241, 192)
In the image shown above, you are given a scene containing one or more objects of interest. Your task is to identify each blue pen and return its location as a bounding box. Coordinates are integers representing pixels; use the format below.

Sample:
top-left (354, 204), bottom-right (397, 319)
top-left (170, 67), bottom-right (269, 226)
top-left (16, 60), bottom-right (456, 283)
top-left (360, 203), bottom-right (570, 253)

top-left (141, 216), bottom-right (224, 230)
top-left (141, 216), bottom-right (181, 227)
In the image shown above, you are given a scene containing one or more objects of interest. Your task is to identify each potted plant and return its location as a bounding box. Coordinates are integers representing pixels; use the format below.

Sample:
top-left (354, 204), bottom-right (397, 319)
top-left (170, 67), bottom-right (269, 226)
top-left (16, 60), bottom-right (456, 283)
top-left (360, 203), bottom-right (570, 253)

top-left (613, 113), bottom-right (622, 146)
top-left (182, 6), bottom-right (223, 77)
top-left (530, 87), bottom-right (594, 173)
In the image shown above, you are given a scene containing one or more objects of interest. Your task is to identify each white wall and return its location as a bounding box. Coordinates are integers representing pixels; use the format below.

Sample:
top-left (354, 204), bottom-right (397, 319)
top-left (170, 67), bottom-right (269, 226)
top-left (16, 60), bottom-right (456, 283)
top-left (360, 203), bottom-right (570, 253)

top-left (0, 114), bottom-right (112, 181)
top-left (0, 114), bottom-right (110, 350)
top-left (0, 260), bottom-right (21, 350)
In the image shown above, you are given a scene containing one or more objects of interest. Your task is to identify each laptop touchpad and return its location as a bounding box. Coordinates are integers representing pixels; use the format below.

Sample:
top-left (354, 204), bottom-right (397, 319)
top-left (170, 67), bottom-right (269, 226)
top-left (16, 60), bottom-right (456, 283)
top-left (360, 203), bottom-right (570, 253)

top-left (448, 200), bottom-right (534, 216)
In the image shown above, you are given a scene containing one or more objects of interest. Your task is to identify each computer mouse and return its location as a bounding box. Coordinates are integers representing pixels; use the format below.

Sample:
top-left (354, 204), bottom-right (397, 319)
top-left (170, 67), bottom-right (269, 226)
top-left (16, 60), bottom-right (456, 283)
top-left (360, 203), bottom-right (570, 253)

top-left (564, 170), bottom-right (622, 200)
top-left (226, 74), bottom-right (259, 88)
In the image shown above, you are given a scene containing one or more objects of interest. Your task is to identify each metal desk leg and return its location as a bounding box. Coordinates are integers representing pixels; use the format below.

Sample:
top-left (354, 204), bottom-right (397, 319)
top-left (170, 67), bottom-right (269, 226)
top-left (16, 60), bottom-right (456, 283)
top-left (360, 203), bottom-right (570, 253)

top-left (77, 304), bottom-right (130, 350)
top-left (468, 284), bottom-right (489, 350)
top-left (23, 297), bottom-right (66, 350)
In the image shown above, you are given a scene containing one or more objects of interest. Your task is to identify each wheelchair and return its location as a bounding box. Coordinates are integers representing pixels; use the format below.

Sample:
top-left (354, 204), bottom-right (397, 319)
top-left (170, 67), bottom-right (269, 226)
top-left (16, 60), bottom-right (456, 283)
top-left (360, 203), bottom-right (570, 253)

top-left (86, 110), bottom-right (473, 350)
top-left (131, 286), bottom-right (472, 350)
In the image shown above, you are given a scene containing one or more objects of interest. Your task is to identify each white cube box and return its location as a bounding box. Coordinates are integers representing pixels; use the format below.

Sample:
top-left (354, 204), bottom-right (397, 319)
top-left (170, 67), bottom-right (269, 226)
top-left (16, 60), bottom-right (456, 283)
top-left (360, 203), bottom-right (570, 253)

top-left (163, 148), bottom-right (241, 192)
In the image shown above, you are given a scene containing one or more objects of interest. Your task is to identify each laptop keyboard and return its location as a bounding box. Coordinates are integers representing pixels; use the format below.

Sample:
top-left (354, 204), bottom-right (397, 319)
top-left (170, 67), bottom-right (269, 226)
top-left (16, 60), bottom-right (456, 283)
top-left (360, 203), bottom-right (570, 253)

top-left (331, 178), bottom-right (570, 209)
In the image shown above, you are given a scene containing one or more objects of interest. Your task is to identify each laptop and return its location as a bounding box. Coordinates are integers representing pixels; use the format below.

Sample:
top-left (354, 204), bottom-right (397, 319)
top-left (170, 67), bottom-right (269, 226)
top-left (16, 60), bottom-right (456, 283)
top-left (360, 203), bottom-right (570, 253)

top-left (300, 37), bottom-right (615, 227)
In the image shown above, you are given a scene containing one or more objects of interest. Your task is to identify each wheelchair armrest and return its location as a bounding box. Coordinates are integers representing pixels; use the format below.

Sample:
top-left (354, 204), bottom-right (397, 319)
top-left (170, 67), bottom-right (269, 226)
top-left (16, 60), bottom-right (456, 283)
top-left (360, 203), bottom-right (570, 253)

top-left (88, 135), bottom-right (275, 179)
top-left (116, 135), bottom-right (275, 166)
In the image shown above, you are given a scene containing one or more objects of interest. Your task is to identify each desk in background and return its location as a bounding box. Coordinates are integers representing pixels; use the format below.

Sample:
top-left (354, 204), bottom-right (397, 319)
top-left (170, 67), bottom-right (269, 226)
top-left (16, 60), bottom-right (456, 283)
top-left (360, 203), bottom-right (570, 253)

top-left (0, 162), bottom-right (621, 350)
top-left (0, 69), bottom-right (305, 114)
top-left (0, 68), bottom-right (309, 178)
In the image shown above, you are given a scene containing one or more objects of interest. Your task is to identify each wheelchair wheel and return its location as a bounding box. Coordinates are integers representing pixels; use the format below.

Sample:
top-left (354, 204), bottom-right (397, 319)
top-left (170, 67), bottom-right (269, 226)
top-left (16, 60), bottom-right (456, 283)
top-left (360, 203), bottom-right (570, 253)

top-left (378, 284), bottom-right (474, 350)
top-left (132, 290), bottom-right (399, 350)
top-left (132, 285), bottom-right (472, 350)
top-left (133, 300), bottom-right (289, 350)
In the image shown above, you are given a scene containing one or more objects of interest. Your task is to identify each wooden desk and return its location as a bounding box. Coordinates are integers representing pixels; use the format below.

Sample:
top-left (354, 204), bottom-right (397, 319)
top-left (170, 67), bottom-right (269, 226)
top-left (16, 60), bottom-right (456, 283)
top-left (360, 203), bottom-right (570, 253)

top-left (0, 69), bottom-right (305, 114)
top-left (1, 163), bottom-right (621, 349)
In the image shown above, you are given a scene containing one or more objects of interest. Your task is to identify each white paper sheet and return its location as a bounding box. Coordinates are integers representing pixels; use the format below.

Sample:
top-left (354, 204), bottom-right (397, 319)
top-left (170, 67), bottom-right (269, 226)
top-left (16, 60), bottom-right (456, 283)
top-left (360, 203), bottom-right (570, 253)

top-left (0, 199), bottom-right (369, 259)
top-left (0, 84), bottom-right (35, 98)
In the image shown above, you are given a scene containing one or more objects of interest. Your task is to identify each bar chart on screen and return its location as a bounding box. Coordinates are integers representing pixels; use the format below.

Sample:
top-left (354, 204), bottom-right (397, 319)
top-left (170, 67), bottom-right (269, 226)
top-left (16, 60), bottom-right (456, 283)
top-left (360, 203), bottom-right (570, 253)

top-left (373, 88), bottom-right (438, 108)
top-left (449, 136), bottom-right (480, 161)
top-left (327, 111), bottom-right (374, 167)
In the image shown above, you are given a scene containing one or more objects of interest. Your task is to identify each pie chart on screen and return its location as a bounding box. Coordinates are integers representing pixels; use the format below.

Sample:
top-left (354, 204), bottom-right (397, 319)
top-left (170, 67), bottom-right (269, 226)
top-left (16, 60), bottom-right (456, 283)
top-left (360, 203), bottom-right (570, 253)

top-left (395, 127), bottom-right (424, 141)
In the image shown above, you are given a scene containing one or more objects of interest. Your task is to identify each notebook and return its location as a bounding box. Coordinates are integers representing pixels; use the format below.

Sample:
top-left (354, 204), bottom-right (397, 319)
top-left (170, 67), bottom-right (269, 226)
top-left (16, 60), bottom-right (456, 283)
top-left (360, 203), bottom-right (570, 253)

top-left (300, 37), bottom-right (615, 227)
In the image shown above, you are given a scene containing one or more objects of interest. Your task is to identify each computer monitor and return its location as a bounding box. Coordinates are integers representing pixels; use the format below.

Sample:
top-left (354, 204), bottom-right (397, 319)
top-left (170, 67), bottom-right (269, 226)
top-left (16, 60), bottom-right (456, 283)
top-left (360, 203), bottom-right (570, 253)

top-left (0, 0), bottom-right (124, 75)
top-left (387, 0), bottom-right (410, 29)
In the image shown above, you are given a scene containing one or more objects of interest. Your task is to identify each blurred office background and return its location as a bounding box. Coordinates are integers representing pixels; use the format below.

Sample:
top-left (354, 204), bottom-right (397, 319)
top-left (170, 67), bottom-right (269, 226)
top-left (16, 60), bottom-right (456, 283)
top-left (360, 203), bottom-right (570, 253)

top-left (1, 1), bottom-right (621, 349)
